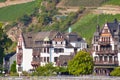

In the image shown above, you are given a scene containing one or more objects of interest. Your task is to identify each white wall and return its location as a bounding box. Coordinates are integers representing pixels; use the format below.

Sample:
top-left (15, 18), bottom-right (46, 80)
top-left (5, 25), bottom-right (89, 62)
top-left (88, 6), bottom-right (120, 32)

top-left (118, 53), bottom-right (120, 66)
top-left (16, 40), bottom-right (33, 72)
top-left (22, 47), bottom-right (33, 71)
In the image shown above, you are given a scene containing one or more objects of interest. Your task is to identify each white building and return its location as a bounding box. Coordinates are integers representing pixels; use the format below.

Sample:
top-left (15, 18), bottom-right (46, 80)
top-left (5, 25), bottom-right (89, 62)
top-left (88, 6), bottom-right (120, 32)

top-left (16, 31), bottom-right (87, 72)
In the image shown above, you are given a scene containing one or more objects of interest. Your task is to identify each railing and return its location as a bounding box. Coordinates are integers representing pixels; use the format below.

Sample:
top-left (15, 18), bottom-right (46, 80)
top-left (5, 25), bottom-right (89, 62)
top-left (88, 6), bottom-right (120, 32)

top-left (31, 61), bottom-right (40, 66)
top-left (94, 61), bottom-right (118, 66)
top-left (32, 52), bottom-right (40, 56)
top-left (98, 41), bottom-right (110, 45)
top-left (32, 57), bottom-right (40, 62)
top-left (43, 44), bottom-right (51, 46)
top-left (17, 52), bottom-right (23, 65)
top-left (2, 76), bottom-right (120, 80)
top-left (18, 45), bottom-right (23, 50)
top-left (96, 50), bottom-right (118, 54)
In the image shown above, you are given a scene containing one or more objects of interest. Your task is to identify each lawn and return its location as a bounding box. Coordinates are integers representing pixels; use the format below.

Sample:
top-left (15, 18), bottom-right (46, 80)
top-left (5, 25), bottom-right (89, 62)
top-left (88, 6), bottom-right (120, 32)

top-left (0, 1), bottom-right (36, 21)
top-left (71, 14), bottom-right (120, 44)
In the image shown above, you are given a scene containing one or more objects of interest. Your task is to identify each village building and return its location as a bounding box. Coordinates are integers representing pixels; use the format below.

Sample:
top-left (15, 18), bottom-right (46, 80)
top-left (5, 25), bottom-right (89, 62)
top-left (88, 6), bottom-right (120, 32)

top-left (16, 30), bottom-right (87, 73)
top-left (92, 19), bottom-right (120, 75)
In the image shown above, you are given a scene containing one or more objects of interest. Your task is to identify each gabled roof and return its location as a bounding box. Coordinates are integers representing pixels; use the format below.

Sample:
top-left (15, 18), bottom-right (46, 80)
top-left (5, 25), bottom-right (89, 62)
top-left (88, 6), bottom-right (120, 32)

top-left (22, 32), bottom-right (34, 48)
top-left (21, 31), bottom-right (86, 48)
top-left (95, 19), bottom-right (120, 38)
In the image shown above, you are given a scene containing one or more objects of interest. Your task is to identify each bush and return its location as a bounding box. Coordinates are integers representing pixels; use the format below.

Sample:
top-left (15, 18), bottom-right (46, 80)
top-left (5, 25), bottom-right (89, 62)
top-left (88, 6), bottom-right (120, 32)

top-left (32, 63), bottom-right (57, 76)
top-left (110, 67), bottom-right (120, 76)
top-left (22, 71), bottom-right (30, 76)
top-left (19, 14), bottom-right (32, 26)
top-left (10, 61), bottom-right (16, 73)
top-left (9, 72), bottom-right (19, 76)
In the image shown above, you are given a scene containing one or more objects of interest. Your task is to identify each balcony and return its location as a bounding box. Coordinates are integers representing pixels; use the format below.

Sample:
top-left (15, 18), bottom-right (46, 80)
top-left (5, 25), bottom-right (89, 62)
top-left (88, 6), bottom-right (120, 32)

top-left (96, 50), bottom-right (118, 55)
top-left (94, 61), bottom-right (118, 66)
top-left (98, 41), bottom-right (110, 45)
top-left (17, 52), bottom-right (22, 65)
top-left (31, 61), bottom-right (40, 66)
top-left (43, 44), bottom-right (52, 47)
top-left (18, 45), bottom-right (22, 49)
top-left (32, 52), bottom-right (40, 56)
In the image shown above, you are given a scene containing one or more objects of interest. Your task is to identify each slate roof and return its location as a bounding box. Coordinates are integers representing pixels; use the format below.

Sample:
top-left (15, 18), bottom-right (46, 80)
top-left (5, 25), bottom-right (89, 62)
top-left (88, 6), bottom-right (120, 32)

top-left (94, 19), bottom-right (120, 37)
top-left (59, 55), bottom-right (73, 66)
top-left (4, 52), bottom-right (16, 61)
top-left (22, 31), bottom-right (85, 48)
top-left (22, 32), bottom-right (34, 48)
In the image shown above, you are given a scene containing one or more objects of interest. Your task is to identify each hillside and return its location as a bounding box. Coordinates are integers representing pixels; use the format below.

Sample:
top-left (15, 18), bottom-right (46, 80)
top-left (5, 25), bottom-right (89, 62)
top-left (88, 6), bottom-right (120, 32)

top-left (104, 0), bottom-right (120, 6)
top-left (71, 14), bottom-right (120, 44)
top-left (59, 0), bottom-right (120, 7)
top-left (0, 1), bottom-right (36, 21)
top-left (0, 0), bottom-right (6, 2)
top-left (0, 0), bottom-right (120, 48)
top-left (59, 0), bottom-right (107, 7)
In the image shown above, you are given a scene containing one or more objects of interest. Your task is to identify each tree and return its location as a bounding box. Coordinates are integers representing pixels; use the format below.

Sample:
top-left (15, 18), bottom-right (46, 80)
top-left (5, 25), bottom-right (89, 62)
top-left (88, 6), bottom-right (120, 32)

top-left (110, 67), bottom-right (120, 76)
top-left (32, 63), bottom-right (57, 76)
top-left (68, 50), bottom-right (93, 76)
top-left (10, 61), bottom-right (17, 73)
top-left (0, 23), bottom-right (12, 66)
top-left (0, 24), bottom-right (5, 65)
top-left (19, 14), bottom-right (32, 26)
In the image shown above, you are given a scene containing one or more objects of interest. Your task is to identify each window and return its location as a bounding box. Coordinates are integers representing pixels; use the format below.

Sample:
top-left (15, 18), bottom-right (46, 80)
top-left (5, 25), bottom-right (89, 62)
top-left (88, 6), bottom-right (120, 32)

top-left (41, 57), bottom-right (43, 62)
top-left (109, 56), bottom-right (112, 62)
top-left (96, 46), bottom-right (98, 51)
top-left (115, 45), bottom-right (117, 49)
top-left (114, 56), bottom-right (118, 62)
top-left (44, 57), bottom-right (46, 62)
top-left (47, 48), bottom-right (49, 53)
top-left (54, 57), bottom-right (58, 62)
top-left (104, 56), bottom-right (107, 62)
top-left (47, 57), bottom-right (49, 62)
top-left (104, 29), bottom-right (108, 33)
top-left (44, 48), bottom-right (46, 53)
top-left (99, 56), bottom-right (103, 62)
top-left (56, 42), bottom-right (57, 44)
top-left (94, 56), bottom-right (98, 62)
top-left (54, 48), bottom-right (64, 53)
top-left (54, 48), bottom-right (57, 53)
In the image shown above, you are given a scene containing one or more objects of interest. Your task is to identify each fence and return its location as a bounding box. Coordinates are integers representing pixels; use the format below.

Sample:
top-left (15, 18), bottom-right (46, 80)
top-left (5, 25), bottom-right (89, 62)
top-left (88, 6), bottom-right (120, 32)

top-left (0, 76), bottom-right (120, 80)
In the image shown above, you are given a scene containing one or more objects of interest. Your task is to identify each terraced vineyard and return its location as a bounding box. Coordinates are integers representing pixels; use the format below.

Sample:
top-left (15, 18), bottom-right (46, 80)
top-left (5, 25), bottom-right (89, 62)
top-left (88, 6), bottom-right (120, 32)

top-left (64, 0), bottom-right (108, 7)
top-left (63, 0), bottom-right (120, 7)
